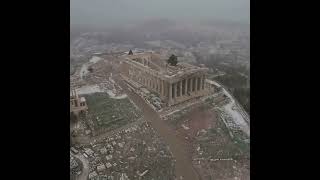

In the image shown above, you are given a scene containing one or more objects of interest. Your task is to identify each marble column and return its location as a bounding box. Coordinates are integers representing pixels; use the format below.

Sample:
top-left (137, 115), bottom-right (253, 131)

top-left (169, 83), bottom-right (172, 103)
top-left (179, 80), bottom-right (182, 97)
top-left (156, 78), bottom-right (158, 91)
top-left (176, 81), bottom-right (179, 97)
top-left (158, 78), bottom-right (160, 93)
top-left (195, 77), bottom-right (198, 93)
top-left (151, 78), bottom-right (153, 89)
top-left (184, 79), bottom-right (188, 95)
top-left (161, 80), bottom-right (164, 96)
top-left (190, 77), bottom-right (193, 93)
top-left (159, 79), bottom-right (161, 94)
top-left (173, 83), bottom-right (177, 99)
top-left (152, 78), bottom-right (154, 90)
top-left (156, 78), bottom-right (159, 92)
top-left (200, 77), bottom-right (203, 90)
top-left (158, 79), bottom-right (160, 93)
top-left (202, 75), bottom-right (205, 90)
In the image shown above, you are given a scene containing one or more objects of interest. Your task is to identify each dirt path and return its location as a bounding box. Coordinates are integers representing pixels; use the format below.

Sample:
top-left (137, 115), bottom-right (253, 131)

top-left (115, 75), bottom-right (200, 180)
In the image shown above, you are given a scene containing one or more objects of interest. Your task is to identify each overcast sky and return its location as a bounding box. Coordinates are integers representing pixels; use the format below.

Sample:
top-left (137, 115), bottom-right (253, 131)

top-left (71, 0), bottom-right (250, 28)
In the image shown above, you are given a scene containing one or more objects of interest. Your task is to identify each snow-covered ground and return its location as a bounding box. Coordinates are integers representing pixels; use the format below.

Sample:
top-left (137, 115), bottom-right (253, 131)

top-left (89, 56), bottom-right (102, 63)
top-left (79, 63), bottom-right (89, 80)
top-left (213, 81), bottom-right (250, 137)
top-left (106, 89), bottom-right (127, 99)
top-left (206, 79), bottom-right (221, 88)
top-left (76, 84), bottom-right (127, 99)
top-left (76, 85), bottom-right (104, 95)
top-left (79, 56), bottom-right (102, 80)
top-left (76, 81), bottom-right (127, 99)
top-left (223, 102), bottom-right (250, 136)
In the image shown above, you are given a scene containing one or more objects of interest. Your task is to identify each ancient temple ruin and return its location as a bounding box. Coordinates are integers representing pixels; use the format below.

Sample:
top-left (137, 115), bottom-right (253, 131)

top-left (120, 51), bottom-right (212, 106)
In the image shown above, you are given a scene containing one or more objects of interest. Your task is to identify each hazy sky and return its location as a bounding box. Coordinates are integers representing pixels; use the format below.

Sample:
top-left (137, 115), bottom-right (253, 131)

top-left (71, 0), bottom-right (250, 27)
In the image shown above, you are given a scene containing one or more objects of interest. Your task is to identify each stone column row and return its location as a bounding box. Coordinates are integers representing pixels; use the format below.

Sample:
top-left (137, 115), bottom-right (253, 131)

top-left (167, 74), bottom-right (206, 104)
top-left (145, 75), bottom-right (167, 98)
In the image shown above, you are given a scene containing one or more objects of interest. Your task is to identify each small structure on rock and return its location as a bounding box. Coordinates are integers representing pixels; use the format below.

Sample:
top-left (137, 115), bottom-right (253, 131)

top-left (70, 89), bottom-right (88, 116)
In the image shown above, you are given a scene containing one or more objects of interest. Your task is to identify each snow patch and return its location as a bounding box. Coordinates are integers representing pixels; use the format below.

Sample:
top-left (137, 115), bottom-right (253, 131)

top-left (106, 90), bottom-right (127, 99)
top-left (166, 109), bottom-right (181, 116)
top-left (79, 56), bottom-right (102, 80)
top-left (76, 85), bottom-right (103, 95)
top-left (221, 88), bottom-right (250, 136)
top-left (106, 90), bottom-right (116, 97)
top-left (182, 124), bottom-right (190, 130)
top-left (89, 56), bottom-right (102, 63)
top-left (206, 79), bottom-right (221, 87)
top-left (80, 63), bottom-right (89, 79)
top-left (113, 94), bottom-right (128, 99)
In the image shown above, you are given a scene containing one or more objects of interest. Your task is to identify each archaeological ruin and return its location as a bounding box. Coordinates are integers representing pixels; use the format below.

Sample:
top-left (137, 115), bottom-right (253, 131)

top-left (120, 51), bottom-right (212, 106)
top-left (70, 89), bottom-right (88, 116)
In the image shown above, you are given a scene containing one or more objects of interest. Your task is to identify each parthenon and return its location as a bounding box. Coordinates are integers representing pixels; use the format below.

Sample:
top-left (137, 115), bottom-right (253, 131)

top-left (120, 51), bottom-right (211, 106)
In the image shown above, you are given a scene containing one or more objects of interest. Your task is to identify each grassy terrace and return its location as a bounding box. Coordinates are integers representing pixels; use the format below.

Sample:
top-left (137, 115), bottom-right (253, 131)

top-left (84, 92), bottom-right (142, 133)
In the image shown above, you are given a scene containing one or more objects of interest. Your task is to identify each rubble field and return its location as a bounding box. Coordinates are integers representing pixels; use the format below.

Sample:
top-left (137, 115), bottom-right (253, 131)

top-left (192, 108), bottom-right (249, 180)
top-left (83, 92), bottom-right (142, 136)
top-left (164, 102), bottom-right (250, 180)
top-left (74, 122), bottom-right (175, 180)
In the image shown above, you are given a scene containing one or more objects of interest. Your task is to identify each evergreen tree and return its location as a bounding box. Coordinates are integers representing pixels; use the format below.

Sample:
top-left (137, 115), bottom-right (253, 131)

top-left (128, 49), bottom-right (133, 55)
top-left (167, 54), bottom-right (178, 66)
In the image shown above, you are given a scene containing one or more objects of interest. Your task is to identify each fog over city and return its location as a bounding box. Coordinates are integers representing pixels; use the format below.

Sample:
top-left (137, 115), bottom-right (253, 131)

top-left (71, 0), bottom-right (250, 28)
